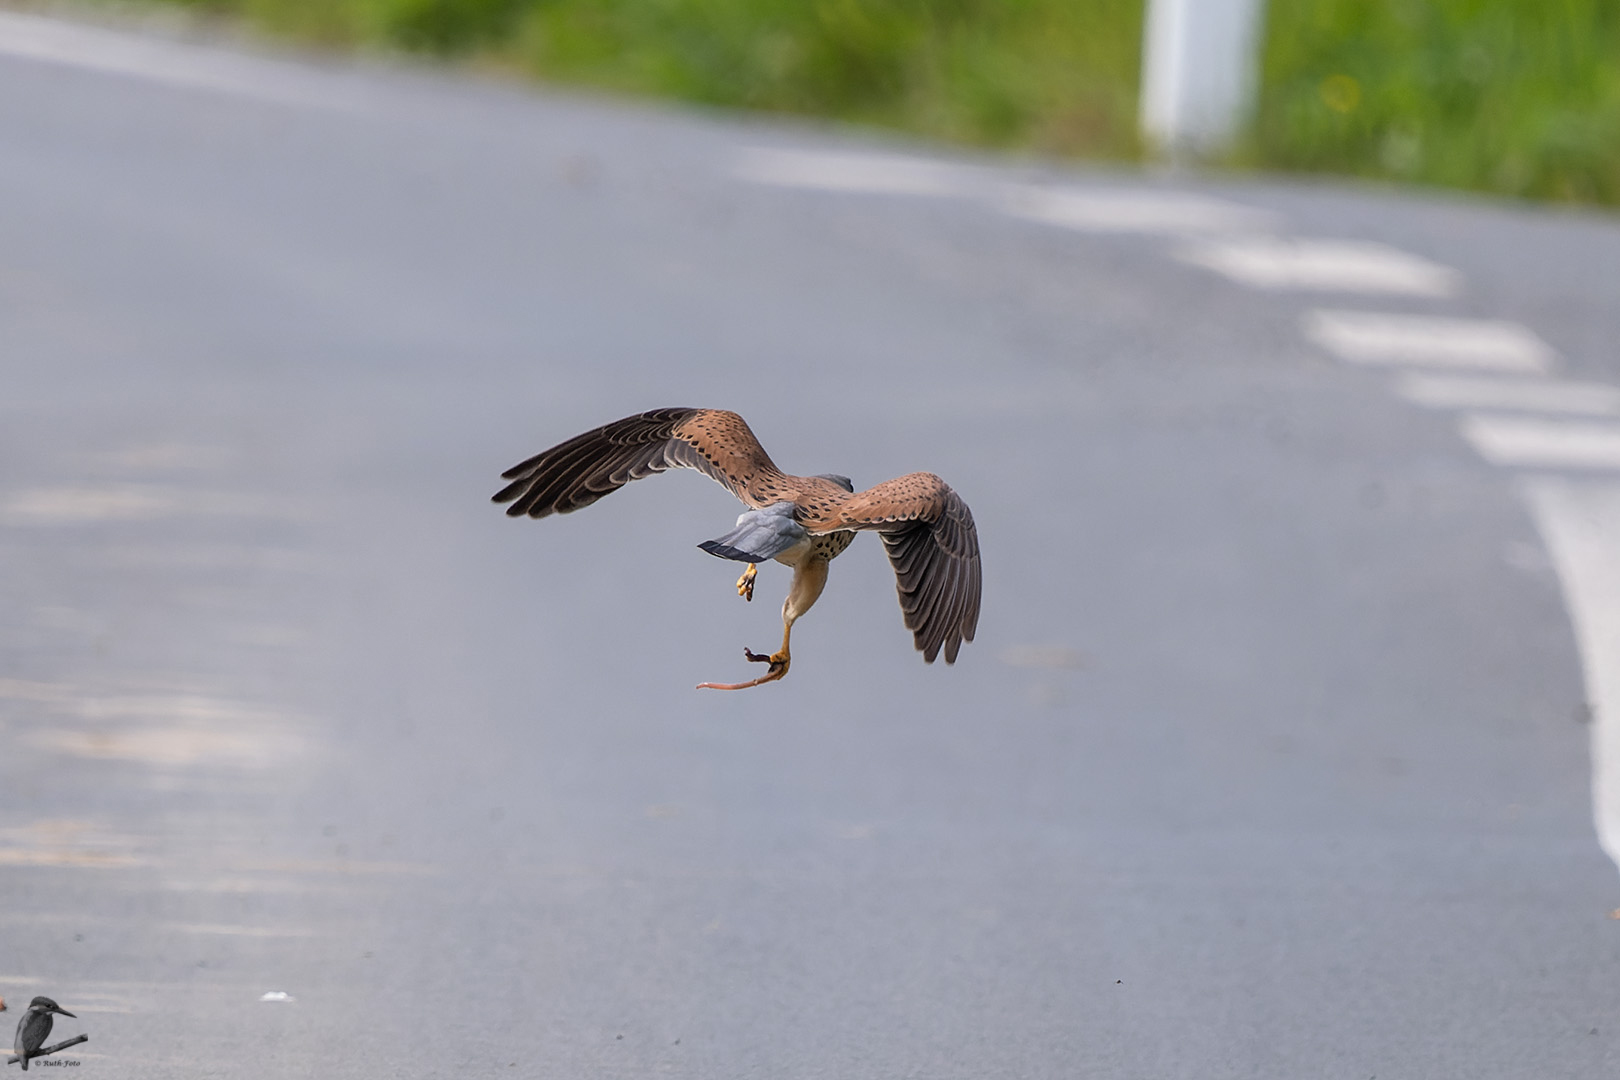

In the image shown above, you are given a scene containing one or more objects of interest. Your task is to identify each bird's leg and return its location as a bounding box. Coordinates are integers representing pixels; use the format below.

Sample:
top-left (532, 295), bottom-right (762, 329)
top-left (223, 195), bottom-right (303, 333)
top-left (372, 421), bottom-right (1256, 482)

top-left (695, 607), bottom-right (796, 691)
top-left (696, 556), bottom-right (825, 692)
top-left (735, 562), bottom-right (757, 602)
top-left (744, 616), bottom-right (794, 670)
top-left (696, 623), bottom-right (791, 691)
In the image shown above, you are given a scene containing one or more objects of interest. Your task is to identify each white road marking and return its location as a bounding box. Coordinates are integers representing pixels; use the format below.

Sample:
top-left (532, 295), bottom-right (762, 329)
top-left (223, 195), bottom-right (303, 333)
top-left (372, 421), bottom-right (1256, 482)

top-left (731, 148), bottom-right (983, 197)
top-left (0, 484), bottom-right (300, 523)
top-left (1304, 310), bottom-right (1555, 372)
top-left (0, 848), bottom-right (145, 868)
top-left (0, 10), bottom-right (368, 111)
top-left (1178, 238), bottom-right (1461, 295)
top-left (733, 148), bottom-right (1277, 241)
top-left (28, 724), bottom-right (305, 768)
top-left (1520, 478), bottom-right (1620, 868)
top-left (1395, 373), bottom-right (1620, 415)
top-left (1460, 416), bottom-right (1620, 470)
top-left (998, 185), bottom-right (1274, 234)
top-left (171, 923), bottom-right (315, 937)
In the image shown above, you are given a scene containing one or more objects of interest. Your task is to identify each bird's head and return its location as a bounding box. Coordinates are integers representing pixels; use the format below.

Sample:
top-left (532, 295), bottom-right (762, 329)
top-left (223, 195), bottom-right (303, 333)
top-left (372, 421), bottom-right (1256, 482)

top-left (26, 997), bottom-right (74, 1019)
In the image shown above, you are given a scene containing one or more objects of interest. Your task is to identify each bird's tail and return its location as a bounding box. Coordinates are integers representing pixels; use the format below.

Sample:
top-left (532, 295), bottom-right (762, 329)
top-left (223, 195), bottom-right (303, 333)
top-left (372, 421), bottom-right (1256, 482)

top-left (698, 503), bottom-right (805, 563)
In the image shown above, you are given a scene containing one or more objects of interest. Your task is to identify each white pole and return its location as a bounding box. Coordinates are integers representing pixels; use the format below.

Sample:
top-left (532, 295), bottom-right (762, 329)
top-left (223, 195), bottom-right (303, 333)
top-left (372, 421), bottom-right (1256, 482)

top-left (1140, 0), bottom-right (1268, 157)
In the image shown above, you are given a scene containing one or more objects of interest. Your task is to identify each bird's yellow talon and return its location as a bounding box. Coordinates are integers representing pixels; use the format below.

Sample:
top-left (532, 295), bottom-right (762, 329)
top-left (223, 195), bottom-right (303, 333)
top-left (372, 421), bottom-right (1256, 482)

top-left (736, 563), bottom-right (757, 602)
top-left (743, 647), bottom-right (789, 670)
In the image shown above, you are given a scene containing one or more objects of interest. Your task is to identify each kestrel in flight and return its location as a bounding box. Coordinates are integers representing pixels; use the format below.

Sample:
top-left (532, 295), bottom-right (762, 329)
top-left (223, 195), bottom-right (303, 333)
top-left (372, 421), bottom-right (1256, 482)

top-left (493, 408), bottom-right (981, 689)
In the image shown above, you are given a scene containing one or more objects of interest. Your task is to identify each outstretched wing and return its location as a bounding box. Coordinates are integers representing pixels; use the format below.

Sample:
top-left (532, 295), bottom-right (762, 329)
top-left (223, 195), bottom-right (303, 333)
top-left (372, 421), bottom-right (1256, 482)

top-left (823, 472), bottom-right (981, 664)
top-left (492, 408), bottom-right (780, 518)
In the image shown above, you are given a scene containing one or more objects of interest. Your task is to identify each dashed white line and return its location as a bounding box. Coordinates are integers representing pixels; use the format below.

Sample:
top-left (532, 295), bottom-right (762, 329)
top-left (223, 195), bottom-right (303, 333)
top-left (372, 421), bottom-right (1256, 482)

top-left (0, 9), bottom-right (369, 111)
top-left (1520, 478), bottom-right (1620, 867)
top-left (731, 148), bottom-right (1282, 239)
top-left (0, 485), bottom-right (302, 524)
top-left (1459, 416), bottom-right (1620, 470)
top-left (731, 148), bottom-right (982, 197)
top-left (1177, 238), bottom-right (1461, 295)
top-left (998, 185), bottom-right (1273, 234)
top-left (1394, 374), bottom-right (1620, 416)
top-left (1304, 310), bottom-right (1554, 371)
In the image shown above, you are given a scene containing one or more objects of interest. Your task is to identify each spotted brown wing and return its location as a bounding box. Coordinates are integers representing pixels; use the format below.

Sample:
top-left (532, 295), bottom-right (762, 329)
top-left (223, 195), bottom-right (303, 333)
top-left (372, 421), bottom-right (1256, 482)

top-left (492, 408), bottom-right (779, 517)
top-left (825, 472), bottom-right (981, 664)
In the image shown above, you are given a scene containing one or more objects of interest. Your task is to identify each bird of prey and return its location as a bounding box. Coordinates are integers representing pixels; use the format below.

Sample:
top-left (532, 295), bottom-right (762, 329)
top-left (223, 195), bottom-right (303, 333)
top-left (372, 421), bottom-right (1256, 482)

top-left (493, 408), bottom-right (981, 689)
top-left (14, 997), bottom-right (73, 1071)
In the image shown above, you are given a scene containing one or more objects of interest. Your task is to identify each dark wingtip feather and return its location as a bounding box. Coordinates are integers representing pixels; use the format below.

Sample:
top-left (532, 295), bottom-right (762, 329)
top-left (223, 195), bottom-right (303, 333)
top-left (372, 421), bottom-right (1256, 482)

top-left (492, 408), bottom-right (720, 523)
top-left (492, 479), bottom-right (528, 505)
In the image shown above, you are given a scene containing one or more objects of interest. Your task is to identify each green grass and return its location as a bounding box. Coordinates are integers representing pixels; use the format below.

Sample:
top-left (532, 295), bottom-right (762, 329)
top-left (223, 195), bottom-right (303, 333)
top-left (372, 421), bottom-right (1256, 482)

top-left (1253, 0), bottom-right (1620, 204)
top-left (144, 0), bottom-right (1147, 159)
top-left (116, 0), bottom-right (1620, 206)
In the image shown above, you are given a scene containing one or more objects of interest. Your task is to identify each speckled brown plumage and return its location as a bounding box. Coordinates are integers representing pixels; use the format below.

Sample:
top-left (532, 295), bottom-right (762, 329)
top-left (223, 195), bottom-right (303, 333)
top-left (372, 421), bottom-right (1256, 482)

top-left (494, 408), bottom-right (982, 679)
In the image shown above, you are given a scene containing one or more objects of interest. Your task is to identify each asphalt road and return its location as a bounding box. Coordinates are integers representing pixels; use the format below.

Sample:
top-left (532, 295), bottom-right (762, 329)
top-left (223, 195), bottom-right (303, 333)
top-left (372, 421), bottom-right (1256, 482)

top-left (4, 10), bottom-right (1620, 1077)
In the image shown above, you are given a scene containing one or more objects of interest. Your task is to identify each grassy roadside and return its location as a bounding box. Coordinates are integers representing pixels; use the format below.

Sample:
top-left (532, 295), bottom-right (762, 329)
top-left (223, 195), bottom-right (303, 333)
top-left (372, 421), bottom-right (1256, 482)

top-left (1253, 0), bottom-right (1620, 205)
top-left (72, 0), bottom-right (1620, 207)
top-left (137, 0), bottom-right (1147, 160)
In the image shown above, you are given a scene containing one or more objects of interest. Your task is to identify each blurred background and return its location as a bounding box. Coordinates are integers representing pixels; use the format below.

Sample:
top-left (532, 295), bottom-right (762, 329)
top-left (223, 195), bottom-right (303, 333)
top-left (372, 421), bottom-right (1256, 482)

top-left (62, 0), bottom-right (1620, 205)
top-left (4, 0), bottom-right (1620, 1075)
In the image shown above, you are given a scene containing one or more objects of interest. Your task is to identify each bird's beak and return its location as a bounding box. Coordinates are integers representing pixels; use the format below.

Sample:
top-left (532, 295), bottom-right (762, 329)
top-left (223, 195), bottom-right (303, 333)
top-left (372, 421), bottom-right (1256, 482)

top-left (50, 1007), bottom-right (75, 1018)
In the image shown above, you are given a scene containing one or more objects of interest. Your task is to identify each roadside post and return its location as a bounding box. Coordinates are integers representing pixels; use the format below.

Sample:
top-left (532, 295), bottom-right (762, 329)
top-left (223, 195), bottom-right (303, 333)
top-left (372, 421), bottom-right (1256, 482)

top-left (1140, 0), bottom-right (1268, 158)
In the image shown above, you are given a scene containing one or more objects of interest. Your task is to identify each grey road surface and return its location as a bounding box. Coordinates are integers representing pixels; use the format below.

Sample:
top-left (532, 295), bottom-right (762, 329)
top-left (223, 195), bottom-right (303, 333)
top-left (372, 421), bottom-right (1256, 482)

top-left (3, 11), bottom-right (1620, 1078)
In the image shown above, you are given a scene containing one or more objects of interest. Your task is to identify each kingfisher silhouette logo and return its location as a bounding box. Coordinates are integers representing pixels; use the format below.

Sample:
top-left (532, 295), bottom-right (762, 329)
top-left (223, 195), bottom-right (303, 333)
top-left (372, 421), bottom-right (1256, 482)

top-left (7, 997), bottom-right (86, 1070)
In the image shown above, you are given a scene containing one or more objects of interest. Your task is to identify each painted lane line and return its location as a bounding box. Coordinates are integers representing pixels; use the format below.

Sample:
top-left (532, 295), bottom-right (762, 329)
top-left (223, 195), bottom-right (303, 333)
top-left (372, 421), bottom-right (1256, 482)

top-left (1304, 311), bottom-right (1555, 372)
top-left (731, 149), bottom-right (1280, 239)
top-left (1520, 478), bottom-right (1620, 867)
top-left (731, 148), bottom-right (984, 197)
top-left (1177, 238), bottom-right (1461, 295)
top-left (0, 10), bottom-right (370, 112)
top-left (997, 185), bottom-right (1275, 235)
top-left (1460, 416), bottom-right (1620, 471)
top-left (0, 485), bottom-right (303, 524)
top-left (1394, 373), bottom-right (1620, 416)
